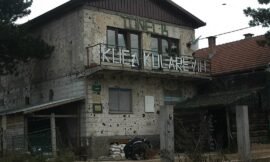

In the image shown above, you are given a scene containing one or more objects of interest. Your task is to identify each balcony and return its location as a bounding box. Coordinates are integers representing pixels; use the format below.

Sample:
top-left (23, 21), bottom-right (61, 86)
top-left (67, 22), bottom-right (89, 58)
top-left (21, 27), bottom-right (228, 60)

top-left (85, 43), bottom-right (211, 77)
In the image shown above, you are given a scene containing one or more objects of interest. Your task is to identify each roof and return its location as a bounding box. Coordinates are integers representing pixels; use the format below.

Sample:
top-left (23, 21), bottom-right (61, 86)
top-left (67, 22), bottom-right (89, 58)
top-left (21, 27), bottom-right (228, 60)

top-left (0, 97), bottom-right (85, 115)
top-left (175, 87), bottom-right (263, 109)
top-left (27, 0), bottom-right (205, 29)
top-left (195, 35), bottom-right (270, 75)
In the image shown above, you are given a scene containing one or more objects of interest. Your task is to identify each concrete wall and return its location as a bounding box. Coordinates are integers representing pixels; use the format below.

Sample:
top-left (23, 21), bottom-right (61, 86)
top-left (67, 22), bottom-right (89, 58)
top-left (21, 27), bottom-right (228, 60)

top-left (0, 5), bottom-right (199, 158)
top-left (83, 7), bottom-right (195, 66)
top-left (85, 75), bottom-right (163, 137)
top-left (79, 72), bottom-right (197, 157)
top-left (0, 8), bottom-right (86, 111)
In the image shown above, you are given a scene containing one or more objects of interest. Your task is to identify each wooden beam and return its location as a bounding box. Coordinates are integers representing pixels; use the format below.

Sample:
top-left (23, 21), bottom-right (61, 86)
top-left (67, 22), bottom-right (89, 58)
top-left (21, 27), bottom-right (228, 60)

top-left (30, 115), bottom-right (77, 118)
top-left (1, 115), bottom-right (7, 153)
top-left (226, 107), bottom-right (231, 149)
top-left (50, 113), bottom-right (57, 157)
top-left (24, 117), bottom-right (28, 152)
top-left (236, 105), bottom-right (251, 162)
top-left (160, 105), bottom-right (174, 162)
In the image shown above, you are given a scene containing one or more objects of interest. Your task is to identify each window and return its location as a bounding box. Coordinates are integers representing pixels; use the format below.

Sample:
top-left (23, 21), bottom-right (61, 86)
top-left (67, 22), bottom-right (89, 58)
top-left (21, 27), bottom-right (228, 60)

top-left (151, 35), bottom-right (179, 57)
top-left (109, 88), bottom-right (132, 113)
top-left (107, 28), bottom-right (140, 49)
top-left (107, 28), bottom-right (141, 66)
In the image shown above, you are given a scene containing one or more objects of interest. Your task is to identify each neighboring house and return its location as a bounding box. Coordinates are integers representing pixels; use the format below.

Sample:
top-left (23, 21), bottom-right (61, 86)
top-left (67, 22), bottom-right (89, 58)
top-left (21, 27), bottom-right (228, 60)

top-left (0, 0), bottom-right (210, 158)
top-left (176, 35), bottom-right (270, 157)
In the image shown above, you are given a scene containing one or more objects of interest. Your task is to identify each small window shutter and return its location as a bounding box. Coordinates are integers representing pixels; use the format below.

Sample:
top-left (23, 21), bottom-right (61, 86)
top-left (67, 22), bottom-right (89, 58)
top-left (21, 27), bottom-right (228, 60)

top-left (109, 88), bottom-right (119, 112)
top-left (119, 89), bottom-right (132, 112)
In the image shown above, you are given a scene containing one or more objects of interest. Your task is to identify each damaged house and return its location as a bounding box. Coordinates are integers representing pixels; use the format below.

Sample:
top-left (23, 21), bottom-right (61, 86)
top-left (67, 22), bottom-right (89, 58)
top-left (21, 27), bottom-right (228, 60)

top-left (175, 34), bottom-right (270, 159)
top-left (0, 0), bottom-right (210, 158)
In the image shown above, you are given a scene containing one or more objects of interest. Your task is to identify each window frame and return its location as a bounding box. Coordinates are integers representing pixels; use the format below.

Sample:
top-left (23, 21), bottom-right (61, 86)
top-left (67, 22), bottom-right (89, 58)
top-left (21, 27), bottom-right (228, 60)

top-left (107, 27), bottom-right (141, 50)
top-left (151, 35), bottom-right (180, 57)
top-left (109, 87), bottom-right (133, 114)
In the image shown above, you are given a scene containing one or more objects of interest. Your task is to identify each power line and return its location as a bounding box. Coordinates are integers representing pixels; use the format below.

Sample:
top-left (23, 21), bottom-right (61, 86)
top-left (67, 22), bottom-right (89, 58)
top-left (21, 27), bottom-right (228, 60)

top-left (199, 26), bottom-right (256, 40)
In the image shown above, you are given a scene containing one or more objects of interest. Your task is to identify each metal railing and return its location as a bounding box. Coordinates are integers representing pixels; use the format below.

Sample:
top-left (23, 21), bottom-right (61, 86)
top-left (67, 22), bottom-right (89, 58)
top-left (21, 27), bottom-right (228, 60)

top-left (86, 43), bottom-right (211, 75)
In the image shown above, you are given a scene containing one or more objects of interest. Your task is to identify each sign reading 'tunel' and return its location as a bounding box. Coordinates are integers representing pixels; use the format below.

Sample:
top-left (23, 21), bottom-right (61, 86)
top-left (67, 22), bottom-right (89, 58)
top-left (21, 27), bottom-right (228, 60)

top-left (122, 16), bottom-right (168, 36)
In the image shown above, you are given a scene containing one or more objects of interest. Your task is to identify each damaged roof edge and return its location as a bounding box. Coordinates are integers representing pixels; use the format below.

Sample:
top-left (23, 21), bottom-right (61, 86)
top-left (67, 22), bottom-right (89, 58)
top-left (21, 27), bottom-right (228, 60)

top-left (165, 0), bottom-right (206, 28)
top-left (25, 0), bottom-right (206, 29)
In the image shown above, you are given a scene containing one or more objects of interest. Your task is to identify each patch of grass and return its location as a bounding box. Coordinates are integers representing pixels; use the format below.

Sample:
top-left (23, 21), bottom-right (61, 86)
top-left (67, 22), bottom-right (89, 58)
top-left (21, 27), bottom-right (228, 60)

top-left (0, 151), bottom-right (75, 162)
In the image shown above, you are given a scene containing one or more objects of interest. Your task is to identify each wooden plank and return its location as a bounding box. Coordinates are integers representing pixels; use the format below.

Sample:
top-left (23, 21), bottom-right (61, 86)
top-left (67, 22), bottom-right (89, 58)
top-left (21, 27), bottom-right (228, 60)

top-left (2, 115), bottom-right (7, 152)
top-left (160, 105), bottom-right (174, 162)
top-left (236, 105), bottom-right (251, 162)
top-left (50, 113), bottom-right (57, 157)
top-left (31, 115), bottom-right (77, 118)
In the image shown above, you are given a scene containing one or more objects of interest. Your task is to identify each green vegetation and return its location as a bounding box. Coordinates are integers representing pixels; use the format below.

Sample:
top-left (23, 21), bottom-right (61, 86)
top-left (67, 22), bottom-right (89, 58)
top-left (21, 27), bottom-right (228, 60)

top-left (0, 151), bottom-right (75, 162)
top-left (244, 0), bottom-right (270, 46)
top-left (0, 0), bottom-right (54, 75)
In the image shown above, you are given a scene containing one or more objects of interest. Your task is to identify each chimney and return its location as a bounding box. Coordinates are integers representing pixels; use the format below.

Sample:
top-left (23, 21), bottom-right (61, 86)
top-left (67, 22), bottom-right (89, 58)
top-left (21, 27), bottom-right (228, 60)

top-left (244, 33), bottom-right (254, 39)
top-left (208, 36), bottom-right (216, 59)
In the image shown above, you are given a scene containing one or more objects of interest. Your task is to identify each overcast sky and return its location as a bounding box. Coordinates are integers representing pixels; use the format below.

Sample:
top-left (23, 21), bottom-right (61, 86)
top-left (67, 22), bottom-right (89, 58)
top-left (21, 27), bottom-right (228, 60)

top-left (18, 0), bottom-right (269, 48)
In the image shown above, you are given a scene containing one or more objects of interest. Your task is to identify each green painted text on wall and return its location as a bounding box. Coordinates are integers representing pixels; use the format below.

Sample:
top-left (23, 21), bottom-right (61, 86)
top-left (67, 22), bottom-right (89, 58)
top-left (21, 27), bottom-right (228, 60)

top-left (122, 16), bottom-right (168, 36)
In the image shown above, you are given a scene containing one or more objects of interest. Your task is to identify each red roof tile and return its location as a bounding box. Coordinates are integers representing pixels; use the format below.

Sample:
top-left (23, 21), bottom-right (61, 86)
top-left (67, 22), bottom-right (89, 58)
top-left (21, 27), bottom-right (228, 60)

top-left (195, 35), bottom-right (270, 75)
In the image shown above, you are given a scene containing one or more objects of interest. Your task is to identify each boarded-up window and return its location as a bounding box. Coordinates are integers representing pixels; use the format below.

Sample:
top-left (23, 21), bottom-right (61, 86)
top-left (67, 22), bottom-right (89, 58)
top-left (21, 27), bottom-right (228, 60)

top-left (109, 88), bottom-right (132, 113)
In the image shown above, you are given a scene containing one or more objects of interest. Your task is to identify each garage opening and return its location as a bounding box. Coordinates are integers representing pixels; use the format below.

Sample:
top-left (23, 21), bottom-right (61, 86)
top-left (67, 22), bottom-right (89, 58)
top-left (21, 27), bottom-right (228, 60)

top-left (27, 101), bottom-right (82, 155)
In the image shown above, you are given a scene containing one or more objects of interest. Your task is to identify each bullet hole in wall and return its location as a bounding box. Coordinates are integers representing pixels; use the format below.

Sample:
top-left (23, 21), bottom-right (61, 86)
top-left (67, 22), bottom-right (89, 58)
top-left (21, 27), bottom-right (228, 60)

top-left (117, 124), bottom-right (119, 127)
top-left (157, 110), bottom-right (160, 114)
top-left (49, 89), bottom-right (54, 101)
top-left (102, 123), bottom-right (106, 126)
top-left (142, 114), bottom-right (145, 118)
top-left (25, 96), bottom-right (30, 105)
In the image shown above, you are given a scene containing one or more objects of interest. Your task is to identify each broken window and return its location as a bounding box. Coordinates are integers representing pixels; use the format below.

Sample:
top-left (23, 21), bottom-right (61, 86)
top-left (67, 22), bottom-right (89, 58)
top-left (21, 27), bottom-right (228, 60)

top-left (109, 88), bottom-right (132, 113)
top-left (151, 35), bottom-right (180, 57)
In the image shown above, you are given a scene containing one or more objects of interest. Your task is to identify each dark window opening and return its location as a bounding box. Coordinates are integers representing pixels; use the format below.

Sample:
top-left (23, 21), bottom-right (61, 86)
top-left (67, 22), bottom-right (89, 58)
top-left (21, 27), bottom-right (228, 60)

top-left (49, 89), bottom-right (54, 101)
top-left (107, 28), bottom-right (140, 49)
top-left (0, 99), bottom-right (4, 106)
top-left (109, 88), bottom-right (132, 113)
top-left (25, 96), bottom-right (30, 105)
top-left (107, 27), bottom-right (141, 66)
top-left (151, 35), bottom-right (180, 57)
